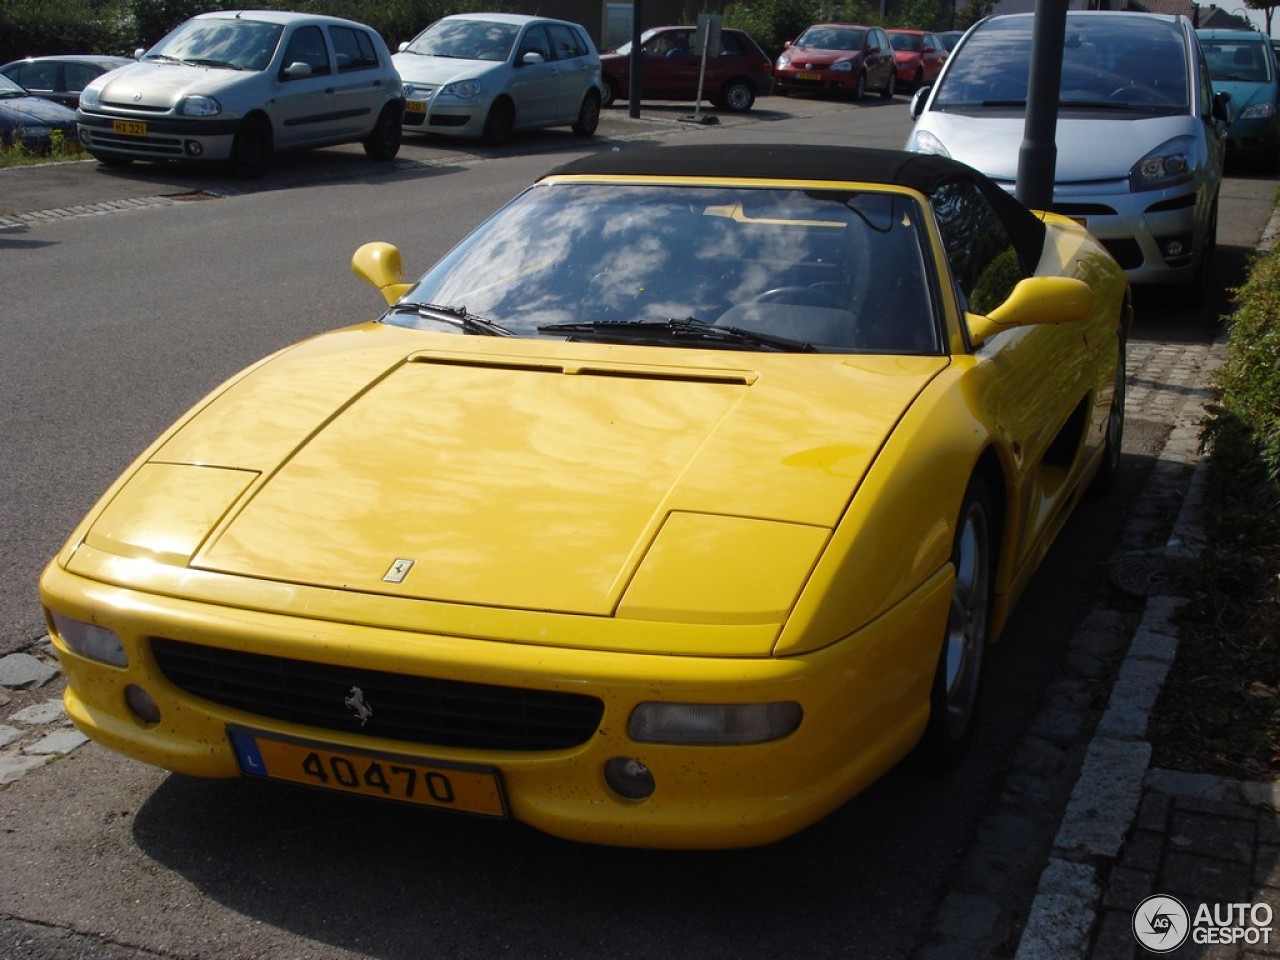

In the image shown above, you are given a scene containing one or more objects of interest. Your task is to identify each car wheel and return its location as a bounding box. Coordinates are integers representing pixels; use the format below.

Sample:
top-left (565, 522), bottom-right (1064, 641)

top-left (1090, 326), bottom-right (1127, 496)
top-left (481, 98), bottom-right (515, 147)
top-left (601, 76), bottom-right (620, 108)
top-left (718, 79), bottom-right (756, 112)
top-left (362, 103), bottom-right (402, 161)
top-left (228, 116), bottom-right (272, 179)
top-left (851, 70), bottom-right (867, 101)
top-left (925, 476), bottom-right (992, 757)
top-left (880, 69), bottom-right (896, 99)
top-left (572, 90), bottom-right (600, 137)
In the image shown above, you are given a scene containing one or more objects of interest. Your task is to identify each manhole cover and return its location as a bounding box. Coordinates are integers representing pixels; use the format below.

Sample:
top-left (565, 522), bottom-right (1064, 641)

top-left (1110, 556), bottom-right (1186, 597)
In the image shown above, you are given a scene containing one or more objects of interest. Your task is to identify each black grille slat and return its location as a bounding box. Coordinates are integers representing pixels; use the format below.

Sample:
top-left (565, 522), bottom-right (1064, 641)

top-left (151, 637), bottom-right (603, 751)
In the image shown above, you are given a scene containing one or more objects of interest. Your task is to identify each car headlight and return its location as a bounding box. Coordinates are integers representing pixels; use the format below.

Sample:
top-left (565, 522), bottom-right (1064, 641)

top-left (177, 95), bottom-right (221, 117)
top-left (440, 79), bottom-right (481, 100)
top-left (48, 611), bottom-right (128, 667)
top-left (776, 55), bottom-right (791, 68)
top-left (830, 60), bottom-right (853, 72)
top-left (629, 702), bottom-right (802, 745)
top-left (906, 129), bottom-right (951, 157)
top-left (1129, 134), bottom-right (1197, 191)
top-left (1239, 101), bottom-right (1276, 120)
top-left (78, 84), bottom-right (102, 109)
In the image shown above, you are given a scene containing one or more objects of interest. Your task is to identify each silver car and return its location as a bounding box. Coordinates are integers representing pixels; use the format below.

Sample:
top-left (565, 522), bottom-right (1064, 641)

top-left (76, 10), bottom-right (404, 177)
top-left (906, 12), bottom-right (1233, 296)
top-left (394, 13), bottom-right (601, 146)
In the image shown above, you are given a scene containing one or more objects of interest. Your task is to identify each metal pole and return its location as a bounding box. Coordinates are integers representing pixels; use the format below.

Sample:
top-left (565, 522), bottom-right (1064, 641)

top-left (629, 1), bottom-right (642, 119)
top-left (1015, 0), bottom-right (1068, 210)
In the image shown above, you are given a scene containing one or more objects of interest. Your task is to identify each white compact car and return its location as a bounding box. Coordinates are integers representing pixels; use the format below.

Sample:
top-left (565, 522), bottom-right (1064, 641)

top-left (76, 10), bottom-right (404, 177)
top-left (906, 11), bottom-right (1234, 297)
top-left (394, 13), bottom-right (601, 146)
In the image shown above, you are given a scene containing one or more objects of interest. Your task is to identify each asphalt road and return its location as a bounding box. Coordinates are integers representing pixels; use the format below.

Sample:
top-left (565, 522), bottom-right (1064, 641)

top-left (1, 96), bottom-right (1277, 960)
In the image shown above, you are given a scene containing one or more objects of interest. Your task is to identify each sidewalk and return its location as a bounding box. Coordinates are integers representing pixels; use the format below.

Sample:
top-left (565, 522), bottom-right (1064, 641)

top-left (1014, 213), bottom-right (1280, 959)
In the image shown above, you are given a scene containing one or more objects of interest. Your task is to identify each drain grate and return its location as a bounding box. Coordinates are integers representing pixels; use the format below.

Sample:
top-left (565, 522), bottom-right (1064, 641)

top-left (1110, 556), bottom-right (1188, 597)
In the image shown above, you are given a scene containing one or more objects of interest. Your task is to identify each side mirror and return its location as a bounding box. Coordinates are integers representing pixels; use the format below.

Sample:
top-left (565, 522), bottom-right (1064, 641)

top-left (283, 61), bottom-right (312, 79)
top-left (398, 41), bottom-right (409, 53)
top-left (966, 276), bottom-right (1092, 347)
top-left (1212, 89), bottom-right (1236, 130)
top-left (352, 242), bottom-right (414, 305)
top-left (909, 86), bottom-right (931, 119)
top-left (133, 48), bottom-right (146, 60)
top-left (520, 51), bottom-right (545, 66)
top-left (923, 45), bottom-right (935, 53)
top-left (783, 40), bottom-right (794, 49)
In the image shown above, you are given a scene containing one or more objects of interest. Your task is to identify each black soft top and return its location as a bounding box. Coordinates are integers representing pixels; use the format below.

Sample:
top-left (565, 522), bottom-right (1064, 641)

top-left (549, 143), bottom-right (1047, 274)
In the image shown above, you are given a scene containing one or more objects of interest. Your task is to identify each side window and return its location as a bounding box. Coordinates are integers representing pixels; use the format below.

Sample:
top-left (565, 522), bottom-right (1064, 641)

top-left (519, 25), bottom-right (552, 61)
top-left (1196, 44), bottom-right (1214, 120)
top-left (330, 26), bottom-right (379, 72)
top-left (65, 63), bottom-right (101, 93)
top-left (282, 25), bottom-right (331, 77)
top-left (720, 32), bottom-right (744, 56)
top-left (930, 180), bottom-right (1023, 317)
top-left (547, 23), bottom-right (588, 61)
top-left (870, 29), bottom-right (886, 52)
top-left (16, 62), bottom-right (57, 90)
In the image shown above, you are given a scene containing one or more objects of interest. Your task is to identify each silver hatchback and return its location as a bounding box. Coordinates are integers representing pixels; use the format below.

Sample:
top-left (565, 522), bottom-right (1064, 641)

top-left (76, 10), bottom-right (404, 177)
top-left (906, 12), bottom-right (1233, 295)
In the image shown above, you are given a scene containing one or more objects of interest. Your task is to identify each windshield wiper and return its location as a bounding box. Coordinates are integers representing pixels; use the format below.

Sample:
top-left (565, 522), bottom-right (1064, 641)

top-left (386, 302), bottom-right (515, 337)
top-left (537, 317), bottom-right (819, 352)
top-left (184, 58), bottom-right (244, 70)
top-left (145, 54), bottom-right (192, 65)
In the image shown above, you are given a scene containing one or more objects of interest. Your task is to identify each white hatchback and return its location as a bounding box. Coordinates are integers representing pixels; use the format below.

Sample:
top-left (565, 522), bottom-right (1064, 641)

top-left (906, 12), bottom-right (1234, 296)
top-left (394, 13), bottom-right (601, 146)
top-left (76, 10), bottom-right (404, 177)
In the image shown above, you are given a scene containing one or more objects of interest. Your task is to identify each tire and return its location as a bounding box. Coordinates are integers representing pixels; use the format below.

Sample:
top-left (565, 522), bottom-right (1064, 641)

top-left (600, 76), bottom-right (620, 108)
top-left (924, 476), bottom-right (993, 757)
top-left (1090, 326), bottom-right (1127, 495)
top-left (480, 98), bottom-right (514, 147)
top-left (362, 103), bottom-right (402, 161)
top-left (572, 90), bottom-right (600, 137)
top-left (852, 70), bottom-right (867, 101)
top-left (718, 79), bottom-right (755, 112)
top-left (1186, 197), bottom-right (1218, 306)
top-left (228, 116), bottom-right (272, 179)
top-left (880, 69), bottom-right (896, 99)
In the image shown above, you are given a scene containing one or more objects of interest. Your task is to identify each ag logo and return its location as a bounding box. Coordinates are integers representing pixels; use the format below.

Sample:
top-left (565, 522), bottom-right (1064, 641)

top-left (1133, 894), bottom-right (1190, 952)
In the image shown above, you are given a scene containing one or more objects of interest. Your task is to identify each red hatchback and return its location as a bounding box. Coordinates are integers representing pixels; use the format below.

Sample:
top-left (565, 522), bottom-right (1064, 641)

top-left (599, 25), bottom-right (773, 112)
top-left (775, 23), bottom-right (897, 100)
top-left (886, 29), bottom-right (947, 92)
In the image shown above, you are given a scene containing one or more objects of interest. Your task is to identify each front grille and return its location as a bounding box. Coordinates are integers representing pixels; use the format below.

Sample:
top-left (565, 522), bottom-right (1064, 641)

top-left (87, 131), bottom-right (184, 156)
top-left (1052, 202), bottom-right (1117, 216)
top-left (151, 637), bottom-right (604, 751)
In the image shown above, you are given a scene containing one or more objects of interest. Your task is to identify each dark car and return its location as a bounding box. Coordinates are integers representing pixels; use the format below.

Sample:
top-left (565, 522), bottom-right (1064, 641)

top-left (774, 23), bottom-right (897, 100)
top-left (599, 25), bottom-right (772, 111)
top-left (0, 72), bottom-right (78, 151)
top-left (0, 55), bottom-right (132, 109)
top-left (886, 29), bottom-right (946, 92)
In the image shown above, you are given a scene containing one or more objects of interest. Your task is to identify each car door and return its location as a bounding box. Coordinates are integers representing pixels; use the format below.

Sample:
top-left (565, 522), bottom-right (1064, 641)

top-left (325, 25), bottom-right (392, 139)
top-left (546, 22), bottom-right (597, 119)
top-left (273, 23), bottom-right (341, 148)
top-left (922, 34), bottom-right (945, 83)
top-left (509, 24), bottom-right (560, 124)
top-left (641, 29), bottom-right (698, 100)
top-left (9, 61), bottom-right (61, 106)
top-left (866, 28), bottom-right (894, 89)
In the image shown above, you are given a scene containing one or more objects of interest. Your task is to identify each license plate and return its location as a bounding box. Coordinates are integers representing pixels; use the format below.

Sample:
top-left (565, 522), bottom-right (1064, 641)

top-left (797, 71), bottom-right (822, 81)
top-left (228, 727), bottom-right (507, 818)
top-left (112, 119), bottom-right (146, 137)
top-left (405, 100), bottom-right (426, 114)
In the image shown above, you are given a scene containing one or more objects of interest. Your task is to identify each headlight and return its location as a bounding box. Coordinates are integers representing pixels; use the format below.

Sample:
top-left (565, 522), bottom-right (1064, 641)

top-left (79, 85), bottom-right (102, 109)
top-left (776, 55), bottom-right (791, 68)
top-left (1129, 135), bottom-right (1197, 191)
top-left (440, 79), bottom-right (481, 99)
top-left (906, 129), bottom-right (951, 157)
top-left (1239, 101), bottom-right (1276, 120)
top-left (831, 60), bottom-right (853, 72)
top-left (48, 611), bottom-right (128, 667)
top-left (177, 95), bottom-right (221, 117)
top-left (629, 702), bottom-right (802, 745)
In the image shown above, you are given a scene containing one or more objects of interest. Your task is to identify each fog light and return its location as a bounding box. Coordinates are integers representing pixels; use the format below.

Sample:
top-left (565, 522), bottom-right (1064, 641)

top-left (124, 685), bottom-right (161, 724)
top-left (604, 757), bottom-right (655, 800)
top-left (185, 141), bottom-right (203, 157)
top-left (1164, 239), bottom-right (1185, 257)
top-left (48, 611), bottom-right (128, 667)
top-left (629, 701), bottom-right (802, 745)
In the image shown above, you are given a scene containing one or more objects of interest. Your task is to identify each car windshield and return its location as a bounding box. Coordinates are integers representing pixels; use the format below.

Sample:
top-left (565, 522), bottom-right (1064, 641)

top-left (890, 33), bottom-right (924, 52)
top-left (0, 74), bottom-right (28, 96)
top-left (147, 18), bottom-right (284, 71)
top-left (403, 19), bottom-right (519, 61)
top-left (796, 27), bottom-right (865, 51)
top-left (388, 183), bottom-right (940, 355)
top-left (1201, 38), bottom-right (1274, 83)
top-left (931, 15), bottom-right (1189, 112)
